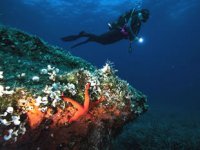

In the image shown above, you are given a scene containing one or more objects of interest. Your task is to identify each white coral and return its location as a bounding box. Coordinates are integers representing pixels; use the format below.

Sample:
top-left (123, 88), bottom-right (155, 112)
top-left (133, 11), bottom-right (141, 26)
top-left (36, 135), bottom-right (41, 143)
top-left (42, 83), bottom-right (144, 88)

top-left (35, 96), bottom-right (42, 106)
top-left (40, 68), bottom-right (48, 74)
top-left (66, 83), bottom-right (76, 96)
top-left (12, 116), bottom-right (21, 125)
top-left (101, 63), bottom-right (111, 74)
top-left (32, 76), bottom-right (40, 82)
top-left (0, 119), bottom-right (11, 126)
top-left (6, 107), bottom-right (14, 114)
top-left (0, 71), bottom-right (3, 79)
top-left (0, 85), bottom-right (4, 97)
top-left (0, 85), bottom-right (14, 97)
top-left (4, 129), bottom-right (13, 141)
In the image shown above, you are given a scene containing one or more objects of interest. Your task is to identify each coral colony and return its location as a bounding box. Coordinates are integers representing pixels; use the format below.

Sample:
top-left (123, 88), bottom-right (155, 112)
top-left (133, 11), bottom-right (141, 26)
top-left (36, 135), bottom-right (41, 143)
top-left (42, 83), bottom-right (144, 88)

top-left (0, 27), bottom-right (148, 148)
top-left (0, 63), bottom-right (147, 142)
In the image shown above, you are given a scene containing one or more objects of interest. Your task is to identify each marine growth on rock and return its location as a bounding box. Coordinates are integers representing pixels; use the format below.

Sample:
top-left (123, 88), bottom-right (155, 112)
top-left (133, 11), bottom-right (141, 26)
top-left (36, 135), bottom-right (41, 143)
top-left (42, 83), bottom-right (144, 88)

top-left (0, 27), bottom-right (148, 149)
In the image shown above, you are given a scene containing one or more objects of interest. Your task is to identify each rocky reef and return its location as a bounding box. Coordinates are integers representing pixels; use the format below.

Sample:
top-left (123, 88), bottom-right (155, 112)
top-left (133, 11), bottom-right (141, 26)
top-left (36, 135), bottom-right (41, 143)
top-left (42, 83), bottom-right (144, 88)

top-left (0, 26), bottom-right (148, 149)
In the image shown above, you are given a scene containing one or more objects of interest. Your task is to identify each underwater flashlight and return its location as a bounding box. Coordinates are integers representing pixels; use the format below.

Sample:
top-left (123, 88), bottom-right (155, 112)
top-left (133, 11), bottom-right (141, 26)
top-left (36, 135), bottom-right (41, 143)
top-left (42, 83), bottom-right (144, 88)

top-left (138, 37), bottom-right (144, 43)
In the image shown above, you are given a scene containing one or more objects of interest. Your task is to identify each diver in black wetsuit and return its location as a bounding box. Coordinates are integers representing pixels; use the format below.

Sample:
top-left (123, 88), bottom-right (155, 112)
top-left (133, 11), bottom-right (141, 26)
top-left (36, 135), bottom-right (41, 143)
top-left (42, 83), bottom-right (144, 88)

top-left (61, 9), bottom-right (149, 51)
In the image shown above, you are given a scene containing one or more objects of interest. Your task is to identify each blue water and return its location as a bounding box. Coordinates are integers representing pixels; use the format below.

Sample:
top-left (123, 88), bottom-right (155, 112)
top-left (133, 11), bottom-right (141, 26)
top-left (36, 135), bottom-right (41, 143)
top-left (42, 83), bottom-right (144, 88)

top-left (0, 0), bottom-right (200, 114)
top-left (1, 0), bottom-right (200, 124)
top-left (0, 0), bottom-right (200, 111)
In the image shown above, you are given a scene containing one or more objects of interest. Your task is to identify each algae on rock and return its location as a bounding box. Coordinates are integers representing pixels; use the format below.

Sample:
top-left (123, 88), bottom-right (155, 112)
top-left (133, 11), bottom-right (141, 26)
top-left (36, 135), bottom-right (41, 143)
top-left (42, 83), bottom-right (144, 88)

top-left (0, 26), bottom-right (94, 91)
top-left (0, 26), bottom-right (148, 149)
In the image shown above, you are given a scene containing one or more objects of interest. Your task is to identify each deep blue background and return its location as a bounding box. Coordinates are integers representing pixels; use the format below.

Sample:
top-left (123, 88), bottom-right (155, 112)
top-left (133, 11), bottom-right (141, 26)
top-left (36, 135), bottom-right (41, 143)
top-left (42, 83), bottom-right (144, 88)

top-left (1, 0), bottom-right (200, 114)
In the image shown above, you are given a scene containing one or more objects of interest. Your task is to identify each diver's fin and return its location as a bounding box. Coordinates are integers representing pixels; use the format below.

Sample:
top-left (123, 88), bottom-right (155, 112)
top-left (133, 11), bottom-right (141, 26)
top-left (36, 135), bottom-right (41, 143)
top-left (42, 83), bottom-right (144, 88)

top-left (61, 31), bottom-right (90, 42)
top-left (61, 35), bottom-right (80, 42)
top-left (71, 39), bottom-right (90, 49)
top-left (79, 31), bottom-right (90, 37)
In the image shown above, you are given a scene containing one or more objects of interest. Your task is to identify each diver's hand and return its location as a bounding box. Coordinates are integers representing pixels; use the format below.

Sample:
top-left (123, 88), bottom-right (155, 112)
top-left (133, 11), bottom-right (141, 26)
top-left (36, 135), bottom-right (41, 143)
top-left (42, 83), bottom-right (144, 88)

top-left (134, 36), bottom-right (139, 41)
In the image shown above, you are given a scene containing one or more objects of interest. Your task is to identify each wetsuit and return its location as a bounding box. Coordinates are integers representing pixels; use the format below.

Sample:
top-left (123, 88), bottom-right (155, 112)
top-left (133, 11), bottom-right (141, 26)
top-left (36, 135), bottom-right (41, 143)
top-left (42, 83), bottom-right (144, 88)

top-left (61, 9), bottom-right (149, 49)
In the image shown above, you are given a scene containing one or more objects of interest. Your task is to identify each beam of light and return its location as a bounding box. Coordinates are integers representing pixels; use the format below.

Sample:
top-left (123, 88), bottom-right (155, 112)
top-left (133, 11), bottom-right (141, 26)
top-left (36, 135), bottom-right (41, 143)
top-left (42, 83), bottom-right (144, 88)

top-left (138, 37), bottom-right (144, 43)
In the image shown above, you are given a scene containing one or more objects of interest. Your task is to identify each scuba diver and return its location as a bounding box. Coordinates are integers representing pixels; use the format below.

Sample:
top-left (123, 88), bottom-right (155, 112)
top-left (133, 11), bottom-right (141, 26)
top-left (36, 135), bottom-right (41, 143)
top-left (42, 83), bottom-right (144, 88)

top-left (61, 9), bottom-right (149, 52)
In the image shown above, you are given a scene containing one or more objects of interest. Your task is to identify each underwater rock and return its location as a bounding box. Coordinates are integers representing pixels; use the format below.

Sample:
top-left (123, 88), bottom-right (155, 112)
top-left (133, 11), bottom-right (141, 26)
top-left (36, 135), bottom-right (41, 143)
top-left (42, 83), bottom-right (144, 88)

top-left (0, 26), bottom-right (148, 150)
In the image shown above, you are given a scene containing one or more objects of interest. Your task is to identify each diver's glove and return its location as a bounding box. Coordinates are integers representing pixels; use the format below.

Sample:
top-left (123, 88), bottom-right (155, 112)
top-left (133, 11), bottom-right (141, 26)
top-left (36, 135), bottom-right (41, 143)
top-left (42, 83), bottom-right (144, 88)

top-left (134, 36), bottom-right (139, 41)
